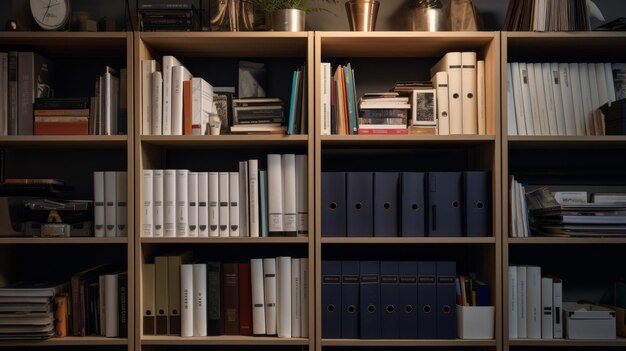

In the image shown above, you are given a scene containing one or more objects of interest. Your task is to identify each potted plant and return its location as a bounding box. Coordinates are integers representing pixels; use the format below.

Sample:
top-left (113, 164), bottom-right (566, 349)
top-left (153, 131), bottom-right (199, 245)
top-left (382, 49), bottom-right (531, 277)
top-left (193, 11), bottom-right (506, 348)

top-left (252, 0), bottom-right (337, 31)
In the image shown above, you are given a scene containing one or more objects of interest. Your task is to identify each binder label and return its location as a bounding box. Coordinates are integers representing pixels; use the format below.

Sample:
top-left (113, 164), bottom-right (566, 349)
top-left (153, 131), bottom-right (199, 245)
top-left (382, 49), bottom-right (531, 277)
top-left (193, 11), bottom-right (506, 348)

top-left (381, 276), bottom-right (398, 284)
top-left (342, 275), bottom-right (359, 284)
top-left (399, 276), bottom-right (417, 284)
top-left (361, 275), bottom-right (379, 283)
top-left (323, 276), bottom-right (340, 284)
top-left (418, 276), bottom-right (435, 284)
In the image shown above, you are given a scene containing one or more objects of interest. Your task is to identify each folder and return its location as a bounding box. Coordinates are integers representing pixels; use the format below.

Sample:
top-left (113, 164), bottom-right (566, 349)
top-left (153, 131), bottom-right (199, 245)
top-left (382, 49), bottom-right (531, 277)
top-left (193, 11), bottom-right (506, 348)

top-left (229, 172), bottom-right (240, 237)
top-left (250, 258), bottom-right (266, 335)
top-left (436, 261), bottom-right (456, 339)
top-left (341, 261), bottom-right (360, 339)
top-left (464, 171), bottom-right (491, 237)
top-left (248, 160), bottom-right (260, 237)
top-left (461, 52), bottom-right (478, 134)
top-left (218, 172), bottom-right (230, 237)
top-left (263, 258), bottom-right (277, 335)
top-left (374, 172), bottom-right (399, 237)
top-left (155, 256), bottom-right (169, 335)
top-left (542, 277), bottom-right (554, 338)
top-left (198, 172), bottom-right (209, 237)
top-left (142, 263), bottom-right (156, 335)
top-left (401, 172), bottom-right (426, 237)
top-left (192, 263), bottom-right (207, 336)
top-left (104, 171), bottom-right (117, 238)
top-left (175, 169), bottom-right (189, 237)
top-left (347, 172), bottom-right (373, 237)
top-left (208, 172), bottom-right (219, 237)
top-left (115, 171), bottom-right (127, 237)
top-left (417, 261), bottom-right (437, 339)
top-left (321, 172), bottom-right (346, 237)
top-left (188, 172), bottom-right (198, 237)
top-left (322, 260), bottom-right (342, 339)
top-left (398, 261), bottom-right (418, 339)
top-left (168, 251), bottom-right (193, 335)
top-left (94, 171), bottom-right (105, 237)
top-left (163, 169), bottom-right (176, 237)
top-left (427, 172), bottom-right (462, 237)
top-left (153, 169), bottom-right (164, 237)
top-left (291, 258), bottom-right (301, 338)
top-left (267, 154), bottom-right (284, 236)
top-left (143, 170), bottom-right (154, 237)
top-left (238, 161), bottom-right (249, 237)
top-left (180, 264), bottom-right (193, 337)
top-left (277, 256), bottom-right (292, 338)
top-left (206, 261), bottom-right (222, 335)
top-left (431, 52), bottom-right (463, 134)
top-left (380, 261), bottom-right (399, 339)
top-left (360, 260), bottom-right (381, 339)
top-left (282, 154), bottom-right (297, 236)
top-left (431, 71), bottom-right (449, 135)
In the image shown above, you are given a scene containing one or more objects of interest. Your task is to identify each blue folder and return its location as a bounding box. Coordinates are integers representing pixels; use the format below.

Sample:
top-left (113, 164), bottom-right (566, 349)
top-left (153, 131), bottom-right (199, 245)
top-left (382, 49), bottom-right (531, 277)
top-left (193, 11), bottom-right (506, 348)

top-left (374, 172), bottom-right (399, 237)
top-left (322, 172), bottom-right (346, 237)
top-left (464, 171), bottom-right (491, 237)
top-left (436, 261), bottom-right (456, 339)
top-left (417, 261), bottom-right (437, 339)
top-left (347, 172), bottom-right (374, 237)
top-left (398, 261), bottom-right (418, 339)
top-left (380, 261), bottom-right (399, 339)
top-left (359, 261), bottom-right (380, 339)
top-left (341, 261), bottom-right (360, 338)
top-left (322, 260), bottom-right (342, 338)
top-left (427, 172), bottom-right (462, 237)
top-left (401, 172), bottom-right (426, 237)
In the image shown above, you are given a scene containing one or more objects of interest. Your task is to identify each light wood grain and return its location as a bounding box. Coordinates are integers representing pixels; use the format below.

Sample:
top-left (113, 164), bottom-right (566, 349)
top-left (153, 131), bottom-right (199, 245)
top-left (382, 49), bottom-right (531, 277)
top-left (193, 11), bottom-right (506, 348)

top-left (322, 338), bottom-right (497, 346)
top-left (321, 237), bottom-right (495, 244)
top-left (141, 237), bottom-right (309, 244)
top-left (141, 335), bottom-right (309, 345)
top-left (0, 237), bottom-right (128, 244)
top-left (0, 136), bottom-right (128, 148)
top-left (140, 135), bottom-right (309, 148)
top-left (0, 336), bottom-right (128, 347)
top-left (508, 338), bottom-right (626, 347)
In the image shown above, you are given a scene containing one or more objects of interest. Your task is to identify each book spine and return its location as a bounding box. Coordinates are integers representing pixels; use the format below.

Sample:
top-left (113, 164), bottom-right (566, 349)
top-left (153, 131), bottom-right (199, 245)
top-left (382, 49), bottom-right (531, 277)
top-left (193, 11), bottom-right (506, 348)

top-left (118, 273), bottom-right (128, 337)
top-left (143, 170), bottom-right (154, 237)
top-left (94, 172), bottom-right (106, 237)
top-left (7, 52), bottom-right (17, 135)
top-left (209, 172), bottom-right (219, 237)
top-left (176, 169), bottom-right (189, 237)
top-left (163, 169), bottom-right (176, 237)
top-left (115, 172), bottom-right (128, 237)
top-left (180, 264), bottom-right (194, 337)
top-left (188, 172), bottom-right (199, 237)
top-left (153, 169), bottom-right (164, 237)
top-left (267, 155), bottom-right (283, 236)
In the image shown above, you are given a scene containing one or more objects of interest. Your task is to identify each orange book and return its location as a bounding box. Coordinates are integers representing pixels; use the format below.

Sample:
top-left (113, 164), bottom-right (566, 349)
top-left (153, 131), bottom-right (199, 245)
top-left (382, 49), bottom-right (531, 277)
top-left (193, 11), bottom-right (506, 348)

top-left (34, 109), bottom-right (90, 117)
top-left (34, 121), bottom-right (89, 135)
top-left (183, 80), bottom-right (192, 135)
top-left (54, 294), bottom-right (68, 337)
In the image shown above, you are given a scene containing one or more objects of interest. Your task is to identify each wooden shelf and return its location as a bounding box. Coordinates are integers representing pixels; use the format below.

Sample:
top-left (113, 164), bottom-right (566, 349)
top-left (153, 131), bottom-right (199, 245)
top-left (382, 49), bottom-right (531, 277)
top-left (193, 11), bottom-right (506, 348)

top-left (0, 32), bottom-right (129, 57)
top-left (322, 338), bottom-right (496, 347)
top-left (140, 135), bottom-right (309, 148)
top-left (320, 135), bottom-right (495, 147)
top-left (505, 32), bottom-right (626, 61)
top-left (141, 236), bottom-right (309, 244)
top-left (508, 136), bottom-right (626, 150)
top-left (0, 237), bottom-right (128, 245)
top-left (322, 237), bottom-right (495, 244)
top-left (0, 336), bottom-right (128, 347)
top-left (141, 335), bottom-right (309, 345)
top-left (0, 135), bottom-right (128, 148)
top-left (508, 337), bottom-right (626, 347)
top-left (508, 237), bottom-right (626, 245)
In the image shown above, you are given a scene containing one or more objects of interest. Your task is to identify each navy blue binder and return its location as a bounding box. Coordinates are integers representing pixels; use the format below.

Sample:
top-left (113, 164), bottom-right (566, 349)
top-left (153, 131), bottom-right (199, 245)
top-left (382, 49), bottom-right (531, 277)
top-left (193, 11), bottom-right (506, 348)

top-left (322, 260), bottom-right (342, 338)
top-left (322, 172), bottom-right (346, 237)
top-left (380, 261), bottom-right (399, 339)
top-left (341, 261), bottom-right (360, 339)
top-left (464, 171), bottom-right (491, 237)
top-left (436, 261), bottom-right (456, 339)
top-left (347, 172), bottom-right (374, 237)
top-left (417, 261), bottom-right (437, 339)
top-left (359, 261), bottom-right (380, 339)
top-left (427, 172), bottom-right (462, 237)
top-left (401, 172), bottom-right (426, 237)
top-left (374, 172), bottom-right (399, 237)
top-left (398, 261), bottom-right (418, 339)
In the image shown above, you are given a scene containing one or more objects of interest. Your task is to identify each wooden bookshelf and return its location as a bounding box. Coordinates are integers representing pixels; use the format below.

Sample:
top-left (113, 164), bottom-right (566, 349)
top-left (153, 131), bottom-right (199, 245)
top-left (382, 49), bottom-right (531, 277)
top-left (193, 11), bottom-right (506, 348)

top-left (141, 335), bottom-right (309, 345)
top-left (322, 338), bottom-right (497, 347)
top-left (0, 135), bottom-right (128, 148)
top-left (0, 237), bottom-right (129, 245)
top-left (321, 237), bottom-right (496, 244)
top-left (0, 336), bottom-right (129, 347)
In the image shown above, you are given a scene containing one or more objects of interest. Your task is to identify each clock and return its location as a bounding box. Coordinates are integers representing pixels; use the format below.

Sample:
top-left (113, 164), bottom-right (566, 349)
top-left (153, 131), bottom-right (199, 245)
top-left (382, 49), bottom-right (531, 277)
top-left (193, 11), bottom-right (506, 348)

top-left (30, 0), bottom-right (71, 31)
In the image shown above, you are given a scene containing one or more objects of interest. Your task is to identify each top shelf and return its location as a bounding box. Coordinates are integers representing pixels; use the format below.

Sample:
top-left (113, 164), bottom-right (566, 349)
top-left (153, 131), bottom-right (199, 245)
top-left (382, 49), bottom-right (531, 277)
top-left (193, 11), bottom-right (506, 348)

top-left (0, 32), bottom-right (129, 57)
top-left (320, 134), bottom-right (495, 147)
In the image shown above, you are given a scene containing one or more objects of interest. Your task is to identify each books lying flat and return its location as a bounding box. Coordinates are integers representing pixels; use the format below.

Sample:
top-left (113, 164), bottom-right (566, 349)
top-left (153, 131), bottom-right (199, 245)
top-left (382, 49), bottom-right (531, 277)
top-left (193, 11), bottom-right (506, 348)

top-left (0, 282), bottom-right (68, 297)
top-left (230, 124), bottom-right (287, 134)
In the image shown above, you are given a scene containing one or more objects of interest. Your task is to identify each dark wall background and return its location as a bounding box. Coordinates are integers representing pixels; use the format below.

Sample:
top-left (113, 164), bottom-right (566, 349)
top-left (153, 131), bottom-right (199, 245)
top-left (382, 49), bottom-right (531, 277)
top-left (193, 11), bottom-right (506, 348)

top-left (0, 0), bottom-right (624, 31)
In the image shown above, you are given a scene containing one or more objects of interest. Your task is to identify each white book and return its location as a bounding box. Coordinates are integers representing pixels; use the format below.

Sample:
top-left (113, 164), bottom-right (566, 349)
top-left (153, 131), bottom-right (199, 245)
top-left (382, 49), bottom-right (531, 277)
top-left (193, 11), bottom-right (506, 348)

top-left (263, 258), bottom-right (277, 335)
top-left (151, 71), bottom-right (163, 135)
top-left (550, 63), bottom-right (566, 136)
top-left (267, 154), bottom-right (284, 235)
top-left (517, 266), bottom-right (528, 338)
top-left (229, 172), bottom-right (240, 237)
top-left (541, 277), bottom-right (554, 339)
top-left (511, 63), bottom-right (527, 135)
top-left (0, 53), bottom-right (7, 136)
top-left (510, 177), bottom-right (518, 238)
top-left (103, 72), bottom-right (119, 136)
top-left (509, 266), bottom-right (518, 338)
top-left (142, 170), bottom-right (154, 237)
top-left (431, 52), bottom-right (463, 134)
top-left (180, 264), bottom-right (194, 337)
top-left (461, 52), bottom-right (477, 134)
top-left (519, 63), bottom-right (535, 135)
top-left (552, 277), bottom-right (563, 338)
top-left (605, 62), bottom-right (616, 104)
top-left (578, 63), bottom-right (595, 136)
top-left (208, 172), bottom-right (219, 237)
top-left (171, 65), bottom-right (192, 135)
top-left (239, 162), bottom-right (249, 237)
top-left (153, 169), bottom-right (164, 237)
top-left (321, 62), bottom-right (332, 135)
top-left (94, 172), bottom-right (106, 237)
top-left (291, 258), bottom-right (301, 338)
top-left (248, 160), bottom-right (260, 237)
top-left (176, 169), bottom-right (189, 237)
top-left (568, 63), bottom-right (585, 136)
top-left (295, 155), bottom-right (308, 236)
top-left (595, 64), bottom-right (609, 134)
top-left (141, 59), bottom-right (158, 135)
top-left (104, 274), bottom-right (119, 337)
top-left (541, 63), bottom-right (558, 136)
top-left (532, 63), bottom-right (550, 136)
top-left (432, 71), bottom-right (450, 135)
top-left (219, 172), bottom-right (230, 237)
top-left (558, 63), bottom-right (576, 136)
top-left (477, 60), bottom-right (486, 135)
top-left (104, 172), bottom-right (117, 238)
top-left (115, 171), bottom-right (128, 237)
top-left (163, 169), bottom-right (177, 237)
top-left (526, 63), bottom-right (544, 135)
top-left (282, 154), bottom-right (297, 236)
top-left (162, 55), bottom-right (183, 135)
top-left (526, 266), bottom-right (542, 339)
top-left (588, 64), bottom-right (601, 136)
top-left (188, 172), bottom-right (199, 237)
top-left (251, 258), bottom-right (266, 335)
top-left (198, 172), bottom-right (209, 237)
top-left (192, 263), bottom-right (207, 336)
top-left (277, 256), bottom-right (292, 338)
top-left (300, 258), bottom-right (309, 338)
top-left (191, 77), bottom-right (214, 135)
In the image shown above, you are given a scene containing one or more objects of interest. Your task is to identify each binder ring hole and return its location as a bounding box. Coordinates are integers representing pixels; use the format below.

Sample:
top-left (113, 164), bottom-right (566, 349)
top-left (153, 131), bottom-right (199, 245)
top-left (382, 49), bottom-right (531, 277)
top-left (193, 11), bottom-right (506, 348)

top-left (368, 304), bottom-right (376, 313)
top-left (327, 304), bottom-right (336, 312)
top-left (452, 201), bottom-right (460, 208)
top-left (355, 202), bottom-right (363, 210)
top-left (442, 112), bottom-right (448, 117)
top-left (476, 201), bottom-right (484, 209)
top-left (443, 304), bottom-right (451, 314)
top-left (453, 93), bottom-right (459, 99)
top-left (423, 305), bottom-right (432, 314)
top-left (173, 309), bottom-right (178, 315)
top-left (347, 305), bottom-right (356, 314)
top-left (467, 93), bottom-right (474, 99)
top-left (411, 203), bottom-right (419, 211)
top-left (158, 309), bottom-right (165, 314)
top-left (386, 305), bottom-right (395, 313)
top-left (383, 202), bottom-right (391, 210)
top-left (404, 305), bottom-right (413, 313)
top-left (329, 202), bottom-right (337, 210)
top-left (146, 310), bottom-right (152, 316)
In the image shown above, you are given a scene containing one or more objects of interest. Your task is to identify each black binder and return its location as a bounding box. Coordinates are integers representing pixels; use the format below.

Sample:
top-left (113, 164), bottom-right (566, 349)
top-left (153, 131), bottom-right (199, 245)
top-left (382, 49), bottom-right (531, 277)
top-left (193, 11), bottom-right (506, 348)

top-left (417, 261), bottom-right (437, 339)
top-left (360, 260), bottom-right (380, 339)
top-left (374, 172), bottom-right (399, 237)
top-left (464, 171), bottom-right (491, 237)
top-left (322, 172), bottom-right (346, 237)
top-left (380, 261), bottom-right (399, 339)
top-left (436, 261), bottom-right (456, 339)
top-left (427, 172), bottom-right (462, 237)
top-left (398, 261), bottom-right (418, 339)
top-left (401, 172), bottom-right (426, 237)
top-left (347, 172), bottom-right (374, 237)
top-left (341, 261), bottom-right (360, 338)
top-left (322, 260), bottom-right (342, 338)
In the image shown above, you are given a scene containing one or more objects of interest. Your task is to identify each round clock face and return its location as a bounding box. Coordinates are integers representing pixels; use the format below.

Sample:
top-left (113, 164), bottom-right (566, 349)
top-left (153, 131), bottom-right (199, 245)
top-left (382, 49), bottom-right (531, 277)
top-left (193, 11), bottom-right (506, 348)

top-left (30, 0), bottom-right (71, 31)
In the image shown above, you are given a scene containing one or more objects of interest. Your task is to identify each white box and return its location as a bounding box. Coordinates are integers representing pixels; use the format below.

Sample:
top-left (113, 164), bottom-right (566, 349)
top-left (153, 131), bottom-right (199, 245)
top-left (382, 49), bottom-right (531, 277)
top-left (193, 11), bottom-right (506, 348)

top-left (564, 303), bottom-right (616, 340)
top-left (457, 305), bottom-right (495, 339)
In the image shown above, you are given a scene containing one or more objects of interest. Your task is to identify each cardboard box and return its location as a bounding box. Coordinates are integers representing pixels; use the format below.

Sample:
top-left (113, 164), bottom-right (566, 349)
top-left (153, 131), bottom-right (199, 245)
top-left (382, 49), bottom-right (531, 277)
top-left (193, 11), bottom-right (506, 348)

top-left (456, 305), bottom-right (495, 339)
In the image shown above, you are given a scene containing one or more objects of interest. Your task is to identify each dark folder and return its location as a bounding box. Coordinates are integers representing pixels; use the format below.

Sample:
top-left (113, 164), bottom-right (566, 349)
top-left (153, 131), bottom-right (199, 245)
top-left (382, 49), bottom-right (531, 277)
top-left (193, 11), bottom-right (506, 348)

top-left (360, 260), bottom-right (381, 339)
top-left (322, 172), bottom-right (346, 237)
top-left (398, 261), bottom-right (418, 339)
top-left (417, 261), bottom-right (437, 339)
top-left (206, 262), bottom-right (222, 336)
top-left (322, 260), bottom-right (342, 339)
top-left (341, 261), bottom-right (360, 339)
top-left (374, 172), bottom-right (399, 237)
top-left (401, 172), bottom-right (426, 237)
top-left (427, 172), bottom-right (462, 237)
top-left (347, 172), bottom-right (374, 237)
top-left (380, 261), bottom-right (399, 339)
top-left (464, 171), bottom-right (491, 237)
top-left (436, 261), bottom-right (456, 339)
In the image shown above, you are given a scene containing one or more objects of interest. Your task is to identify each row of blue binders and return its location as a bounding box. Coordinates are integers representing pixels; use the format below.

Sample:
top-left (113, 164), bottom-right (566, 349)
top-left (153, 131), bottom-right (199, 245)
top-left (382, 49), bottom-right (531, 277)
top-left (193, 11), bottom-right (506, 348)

top-left (322, 260), bottom-right (457, 339)
top-left (321, 171), bottom-right (491, 237)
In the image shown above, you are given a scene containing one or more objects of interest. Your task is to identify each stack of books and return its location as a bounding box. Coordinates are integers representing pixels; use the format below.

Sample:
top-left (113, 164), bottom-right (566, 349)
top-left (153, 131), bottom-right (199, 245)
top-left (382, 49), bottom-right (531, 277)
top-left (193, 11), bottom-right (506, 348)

top-left (504, 0), bottom-right (592, 31)
top-left (33, 98), bottom-right (90, 135)
top-left (138, 2), bottom-right (200, 32)
top-left (357, 93), bottom-right (410, 135)
top-left (231, 98), bottom-right (286, 134)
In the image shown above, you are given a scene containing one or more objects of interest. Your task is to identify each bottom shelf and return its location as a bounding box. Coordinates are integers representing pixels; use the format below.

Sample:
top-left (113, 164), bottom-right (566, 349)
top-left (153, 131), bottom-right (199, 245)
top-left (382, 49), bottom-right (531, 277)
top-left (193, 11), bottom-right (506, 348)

top-left (508, 337), bottom-right (626, 347)
top-left (0, 336), bottom-right (128, 347)
top-left (141, 335), bottom-right (309, 345)
top-left (321, 339), bottom-right (496, 347)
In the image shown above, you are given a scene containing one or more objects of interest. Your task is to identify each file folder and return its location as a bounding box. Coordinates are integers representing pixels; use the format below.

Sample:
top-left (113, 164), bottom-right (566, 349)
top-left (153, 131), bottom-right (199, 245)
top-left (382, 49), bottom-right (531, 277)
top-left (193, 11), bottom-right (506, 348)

top-left (401, 172), bottom-right (426, 237)
top-left (464, 171), bottom-right (491, 237)
top-left (360, 260), bottom-right (381, 339)
top-left (427, 172), bottom-right (462, 237)
top-left (347, 172), bottom-right (373, 237)
top-left (322, 172), bottom-right (346, 237)
top-left (417, 261), bottom-right (437, 339)
top-left (380, 261), bottom-right (399, 339)
top-left (374, 172), bottom-right (399, 237)
top-left (398, 261), bottom-right (418, 339)
top-left (322, 260), bottom-right (342, 339)
top-left (341, 261), bottom-right (360, 339)
top-left (436, 261), bottom-right (456, 339)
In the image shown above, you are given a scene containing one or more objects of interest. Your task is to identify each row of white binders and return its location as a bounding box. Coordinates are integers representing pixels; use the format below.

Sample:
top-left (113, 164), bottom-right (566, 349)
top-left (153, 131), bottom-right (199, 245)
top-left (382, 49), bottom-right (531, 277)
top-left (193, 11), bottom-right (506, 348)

top-left (93, 171), bottom-right (128, 237)
top-left (142, 154), bottom-right (308, 237)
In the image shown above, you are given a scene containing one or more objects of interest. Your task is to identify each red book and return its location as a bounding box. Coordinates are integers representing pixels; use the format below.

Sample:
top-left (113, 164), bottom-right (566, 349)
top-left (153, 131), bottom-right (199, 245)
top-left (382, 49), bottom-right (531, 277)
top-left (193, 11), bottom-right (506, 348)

top-left (222, 263), bottom-right (239, 335)
top-left (183, 80), bottom-right (192, 135)
top-left (238, 262), bottom-right (252, 336)
top-left (357, 128), bottom-right (409, 135)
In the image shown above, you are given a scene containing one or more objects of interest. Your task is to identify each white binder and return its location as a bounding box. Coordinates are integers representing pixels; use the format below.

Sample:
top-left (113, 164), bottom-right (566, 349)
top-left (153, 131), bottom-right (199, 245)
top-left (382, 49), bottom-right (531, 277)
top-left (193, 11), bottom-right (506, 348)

top-left (229, 172), bottom-right (240, 237)
top-left (198, 172), bottom-right (209, 237)
top-left (277, 256), bottom-right (292, 338)
top-left (208, 172), bottom-right (219, 237)
top-left (282, 154), bottom-right (297, 236)
top-left (188, 172), bottom-right (198, 237)
top-left (461, 52), bottom-right (477, 134)
top-left (192, 263), bottom-right (207, 336)
top-left (291, 258), bottom-right (301, 338)
top-left (176, 169), bottom-right (189, 237)
top-left (142, 170), bottom-right (153, 237)
top-left (251, 258), bottom-right (266, 335)
top-left (163, 169), bottom-right (177, 237)
top-left (94, 171), bottom-right (105, 237)
top-left (267, 154), bottom-right (283, 235)
top-left (104, 171), bottom-right (117, 238)
top-left (180, 264), bottom-right (194, 337)
top-left (219, 172), bottom-right (230, 237)
top-left (153, 169), bottom-right (164, 237)
top-left (431, 52), bottom-right (462, 134)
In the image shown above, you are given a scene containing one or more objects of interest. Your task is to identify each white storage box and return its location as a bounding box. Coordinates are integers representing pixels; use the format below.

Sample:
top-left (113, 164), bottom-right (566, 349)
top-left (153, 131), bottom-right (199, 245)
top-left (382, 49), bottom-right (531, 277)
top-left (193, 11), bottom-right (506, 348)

top-left (564, 303), bottom-right (616, 340)
top-left (456, 305), bottom-right (495, 339)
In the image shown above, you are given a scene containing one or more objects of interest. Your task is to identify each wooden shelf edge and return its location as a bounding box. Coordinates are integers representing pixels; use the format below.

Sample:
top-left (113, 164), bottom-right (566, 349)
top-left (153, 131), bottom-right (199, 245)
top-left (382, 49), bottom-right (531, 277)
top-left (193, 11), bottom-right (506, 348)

top-left (321, 135), bottom-right (495, 143)
top-left (140, 134), bottom-right (308, 146)
top-left (0, 237), bottom-right (128, 244)
top-left (141, 237), bottom-right (309, 244)
top-left (322, 338), bottom-right (496, 346)
top-left (0, 336), bottom-right (128, 346)
top-left (322, 237), bottom-right (495, 244)
top-left (141, 335), bottom-right (309, 345)
top-left (508, 237), bottom-right (626, 244)
top-left (508, 337), bottom-right (626, 346)
top-left (0, 32), bottom-right (128, 39)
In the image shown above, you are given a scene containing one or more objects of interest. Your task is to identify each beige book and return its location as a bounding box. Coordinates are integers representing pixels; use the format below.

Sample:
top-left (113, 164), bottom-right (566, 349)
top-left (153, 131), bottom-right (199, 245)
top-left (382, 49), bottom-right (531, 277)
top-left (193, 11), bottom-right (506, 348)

top-left (155, 256), bottom-right (169, 335)
top-left (142, 263), bottom-right (156, 335)
top-left (167, 251), bottom-right (193, 335)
